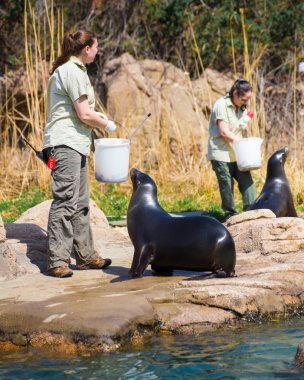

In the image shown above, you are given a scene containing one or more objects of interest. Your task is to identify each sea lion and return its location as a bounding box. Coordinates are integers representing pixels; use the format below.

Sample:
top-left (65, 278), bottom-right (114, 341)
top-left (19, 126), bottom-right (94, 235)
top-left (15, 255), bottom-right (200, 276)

top-left (127, 168), bottom-right (236, 278)
top-left (248, 147), bottom-right (297, 217)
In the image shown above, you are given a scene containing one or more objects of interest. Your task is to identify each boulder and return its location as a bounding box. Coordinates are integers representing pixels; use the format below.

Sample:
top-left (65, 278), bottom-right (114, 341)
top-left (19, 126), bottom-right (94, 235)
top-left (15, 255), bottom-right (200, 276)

top-left (225, 210), bottom-right (304, 255)
top-left (192, 68), bottom-right (236, 112)
top-left (102, 53), bottom-right (225, 164)
top-left (15, 199), bottom-right (109, 230)
top-left (1, 199), bottom-right (119, 280)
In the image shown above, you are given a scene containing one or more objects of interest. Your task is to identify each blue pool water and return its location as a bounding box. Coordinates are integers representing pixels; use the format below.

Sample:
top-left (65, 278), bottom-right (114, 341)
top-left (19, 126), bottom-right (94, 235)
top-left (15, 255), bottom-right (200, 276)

top-left (1, 319), bottom-right (304, 379)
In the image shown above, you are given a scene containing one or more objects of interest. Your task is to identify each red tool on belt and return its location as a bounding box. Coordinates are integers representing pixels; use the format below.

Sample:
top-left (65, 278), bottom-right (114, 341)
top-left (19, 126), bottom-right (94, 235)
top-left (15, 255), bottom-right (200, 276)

top-left (47, 148), bottom-right (56, 169)
top-left (22, 137), bottom-right (55, 169)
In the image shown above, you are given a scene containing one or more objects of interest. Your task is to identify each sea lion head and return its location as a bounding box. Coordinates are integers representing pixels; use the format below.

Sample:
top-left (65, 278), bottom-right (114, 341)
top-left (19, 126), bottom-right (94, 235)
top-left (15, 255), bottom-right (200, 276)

top-left (267, 146), bottom-right (288, 177)
top-left (130, 168), bottom-right (157, 197)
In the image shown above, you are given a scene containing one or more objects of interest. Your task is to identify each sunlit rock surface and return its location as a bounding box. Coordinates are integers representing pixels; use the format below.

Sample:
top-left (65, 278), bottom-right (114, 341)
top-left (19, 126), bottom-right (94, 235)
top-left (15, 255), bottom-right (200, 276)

top-left (101, 53), bottom-right (236, 163)
top-left (1, 205), bottom-right (304, 353)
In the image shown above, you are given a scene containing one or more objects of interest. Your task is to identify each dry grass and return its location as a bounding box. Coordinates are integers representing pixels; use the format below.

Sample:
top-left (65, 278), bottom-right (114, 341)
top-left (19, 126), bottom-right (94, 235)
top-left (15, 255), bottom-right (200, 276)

top-left (0, 0), bottom-right (62, 200)
top-left (0, 3), bottom-right (303, 212)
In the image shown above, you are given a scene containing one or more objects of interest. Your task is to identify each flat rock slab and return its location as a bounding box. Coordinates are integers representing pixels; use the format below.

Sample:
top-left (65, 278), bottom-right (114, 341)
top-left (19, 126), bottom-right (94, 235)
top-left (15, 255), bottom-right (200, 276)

top-left (1, 206), bottom-right (304, 353)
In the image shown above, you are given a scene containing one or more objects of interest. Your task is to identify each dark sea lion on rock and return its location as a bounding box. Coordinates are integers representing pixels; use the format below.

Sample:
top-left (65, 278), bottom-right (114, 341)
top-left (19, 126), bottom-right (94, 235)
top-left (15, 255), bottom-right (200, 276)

top-left (127, 168), bottom-right (236, 279)
top-left (248, 147), bottom-right (297, 217)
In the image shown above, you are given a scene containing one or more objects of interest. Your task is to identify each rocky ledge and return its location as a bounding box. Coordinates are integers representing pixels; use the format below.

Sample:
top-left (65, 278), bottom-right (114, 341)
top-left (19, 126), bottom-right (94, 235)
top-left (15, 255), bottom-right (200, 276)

top-left (1, 204), bottom-right (304, 355)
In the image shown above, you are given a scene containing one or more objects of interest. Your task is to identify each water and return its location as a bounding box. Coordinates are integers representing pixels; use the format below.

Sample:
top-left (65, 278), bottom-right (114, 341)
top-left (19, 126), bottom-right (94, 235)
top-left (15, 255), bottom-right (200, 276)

top-left (1, 319), bottom-right (304, 379)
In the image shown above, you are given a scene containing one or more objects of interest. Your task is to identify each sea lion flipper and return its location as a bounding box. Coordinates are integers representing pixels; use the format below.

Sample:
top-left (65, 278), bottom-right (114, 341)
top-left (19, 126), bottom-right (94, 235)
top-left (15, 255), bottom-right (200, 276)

top-left (287, 201), bottom-right (298, 217)
top-left (215, 269), bottom-right (237, 278)
top-left (130, 244), bottom-right (155, 278)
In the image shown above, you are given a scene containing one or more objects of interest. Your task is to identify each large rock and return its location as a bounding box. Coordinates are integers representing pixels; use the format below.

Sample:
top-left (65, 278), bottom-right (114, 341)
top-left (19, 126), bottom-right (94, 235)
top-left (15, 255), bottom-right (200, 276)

top-left (102, 53), bottom-right (234, 164)
top-left (225, 209), bottom-right (304, 255)
top-left (1, 199), bottom-right (124, 279)
top-left (15, 199), bottom-right (109, 229)
top-left (2, 205), bottom-right (304, 352)
top-left (192, 68), bottom-right (236, 112)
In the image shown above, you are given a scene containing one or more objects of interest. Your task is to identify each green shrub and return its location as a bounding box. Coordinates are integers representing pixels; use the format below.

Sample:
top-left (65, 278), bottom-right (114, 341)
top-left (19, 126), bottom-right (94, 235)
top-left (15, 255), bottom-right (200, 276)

top-left (0, 188), bottom-right (50, 223)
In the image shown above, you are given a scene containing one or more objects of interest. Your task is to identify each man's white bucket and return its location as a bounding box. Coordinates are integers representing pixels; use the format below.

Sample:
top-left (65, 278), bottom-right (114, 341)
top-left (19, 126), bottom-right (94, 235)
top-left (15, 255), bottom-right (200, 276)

top-left (94, 138), bottom-right (130, 183)
top-left (233, 137), bottom-right (263, 172)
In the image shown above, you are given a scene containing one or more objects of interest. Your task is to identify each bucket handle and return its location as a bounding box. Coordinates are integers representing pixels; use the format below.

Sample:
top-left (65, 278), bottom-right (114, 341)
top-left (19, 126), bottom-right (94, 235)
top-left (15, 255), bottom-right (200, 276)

top-left (120, 113), bottom-right (151, 143)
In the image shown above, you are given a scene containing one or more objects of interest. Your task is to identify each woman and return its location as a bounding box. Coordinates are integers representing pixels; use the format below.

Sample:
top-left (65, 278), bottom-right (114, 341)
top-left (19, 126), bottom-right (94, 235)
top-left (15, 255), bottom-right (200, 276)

top-left (44, 30), bottom-right (116, 278)
top-left (207, 79), bottom-right (256, 220)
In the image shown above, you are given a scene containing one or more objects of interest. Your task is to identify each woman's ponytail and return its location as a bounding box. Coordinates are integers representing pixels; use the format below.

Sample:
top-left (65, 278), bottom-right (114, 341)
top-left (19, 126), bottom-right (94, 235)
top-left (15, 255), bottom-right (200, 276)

top-left (50, 30), bottom-right (96, 75)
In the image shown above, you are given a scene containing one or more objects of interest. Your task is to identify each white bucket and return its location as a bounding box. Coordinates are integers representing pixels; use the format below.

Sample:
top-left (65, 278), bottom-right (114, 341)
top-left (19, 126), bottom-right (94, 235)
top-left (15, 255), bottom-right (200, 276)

top-left (299, 61), bottom-right (304, 73)
top-left (94, 138), bottom-right (130, 182)
top-left (233, 137), bottom-right (263, 172)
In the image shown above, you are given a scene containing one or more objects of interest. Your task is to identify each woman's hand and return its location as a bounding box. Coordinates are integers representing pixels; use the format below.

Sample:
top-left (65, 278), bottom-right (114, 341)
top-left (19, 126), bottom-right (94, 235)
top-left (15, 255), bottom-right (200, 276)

top-left (105, 120), bottom-right (117, 133)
